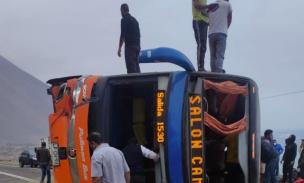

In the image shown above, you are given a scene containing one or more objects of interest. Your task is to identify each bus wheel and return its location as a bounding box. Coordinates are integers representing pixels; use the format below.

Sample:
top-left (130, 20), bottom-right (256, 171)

top-left (19, 161), bottom-right (24, 168)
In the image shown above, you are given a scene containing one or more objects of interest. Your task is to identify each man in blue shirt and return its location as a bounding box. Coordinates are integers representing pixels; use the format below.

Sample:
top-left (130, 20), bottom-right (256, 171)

top-left (273, 139), bottom-right (284, 176)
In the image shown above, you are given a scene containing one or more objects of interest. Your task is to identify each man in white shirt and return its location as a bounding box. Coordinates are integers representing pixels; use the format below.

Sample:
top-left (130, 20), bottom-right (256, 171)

top-left (88, 132), bottom-right (131, 183)
top-left (208, 0), bottom-right (233, 73)
top-left (122, 138), bottom-right (159, 183)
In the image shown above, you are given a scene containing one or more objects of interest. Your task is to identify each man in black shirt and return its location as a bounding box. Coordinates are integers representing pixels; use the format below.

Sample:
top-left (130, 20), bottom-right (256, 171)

top-left (118, 4), bottom-right (141, 74)
top-left (122, 138), bottom-right (159, 183)
top-left (37, 142), bottom-right (51, 183)
top-left (281, 134), bottom-right (297, 183)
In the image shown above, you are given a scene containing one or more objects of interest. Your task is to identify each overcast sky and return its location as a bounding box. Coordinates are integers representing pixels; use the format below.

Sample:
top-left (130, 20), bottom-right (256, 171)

top-left (0, 0), bottom-right (303, 132)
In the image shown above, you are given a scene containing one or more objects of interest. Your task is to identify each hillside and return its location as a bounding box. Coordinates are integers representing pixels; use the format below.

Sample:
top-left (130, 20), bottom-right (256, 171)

top-left (0, 55), bottom-right (52, 145)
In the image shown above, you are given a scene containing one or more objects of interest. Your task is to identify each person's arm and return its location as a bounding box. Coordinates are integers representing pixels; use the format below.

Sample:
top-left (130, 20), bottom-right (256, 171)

top-left (141, 145), bottom-right (160, 162)
top-left (227, 3), bottom-right (233, 28)
top-left (121, 152), bottom-right (130, 183)
top-left (124, 172), bottom-right (130, 183)
top-left (290, 144), bottom-right (298, 165)
top-left (281, 150), bottom-right (286, 164)
top-left (36, 150), bottom-right (40, 163)
top-left (279, 144), bottom-right (284, 155)
top-left (118, 19), bottom-right (126, 57)
top-left (92, 177), bottom-right (102, 183)
top-left (91, 156), bottom-right (103, 183)
top-left (47, 149), bottom-right (51, 163)
top-left (299, 151), bottom-right (304, 167)
top-left (193, 0), bottom-right (211, 10)
top-left (227, 13), bottom-right (232, 28)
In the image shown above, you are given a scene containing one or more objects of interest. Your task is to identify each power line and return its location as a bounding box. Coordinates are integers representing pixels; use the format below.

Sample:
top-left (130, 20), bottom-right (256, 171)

top-left (260, 90), bottom-right (304, 100)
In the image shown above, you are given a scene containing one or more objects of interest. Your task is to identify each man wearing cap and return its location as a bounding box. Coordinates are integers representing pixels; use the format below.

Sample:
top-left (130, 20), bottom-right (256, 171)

top-left (281, 134), bottom-right (297, 183)
top-left (298, 139), bottom-right (304, 179)
top-left (273, 139), bottom-right (284, 176)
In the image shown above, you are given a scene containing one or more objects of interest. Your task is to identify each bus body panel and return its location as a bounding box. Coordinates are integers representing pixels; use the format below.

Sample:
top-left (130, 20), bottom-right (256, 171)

top-left (49, 110), bottom-right (73, 183)
top-left (248, 80), bottom-right (260, 183)
top-left (48, 78), bottom-right (78, 183)
top-left (74, 76), bottom-right (99, 183)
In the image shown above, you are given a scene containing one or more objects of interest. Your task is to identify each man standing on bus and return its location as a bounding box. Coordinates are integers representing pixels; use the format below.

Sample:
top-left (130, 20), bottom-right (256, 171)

top-left (88, 132), bottom-right (131, 183)
top-left (36, 142), bottom-right (51, 183)
top-left (122, 138), bottom-right (159, 183)
top-left (208, 0), bottom-right (232, 73)
top-left (118, 4), bottom-right (141, 74)
top-left (192, 0), bottom-right (215, 71)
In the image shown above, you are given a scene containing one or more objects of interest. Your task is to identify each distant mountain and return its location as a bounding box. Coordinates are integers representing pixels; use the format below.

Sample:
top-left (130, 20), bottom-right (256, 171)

top-left (0, 55), bottom-right (52, 145)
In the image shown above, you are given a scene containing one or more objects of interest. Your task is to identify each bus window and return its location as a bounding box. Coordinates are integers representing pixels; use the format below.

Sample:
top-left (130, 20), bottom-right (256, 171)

top-left (185, 76), bottom-right (249, 183)
top-left (56, 83), bottom-right (67, 103)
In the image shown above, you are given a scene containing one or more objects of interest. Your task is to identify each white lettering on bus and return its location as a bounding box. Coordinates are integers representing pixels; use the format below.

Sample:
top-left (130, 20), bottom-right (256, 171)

top-left (79, 127), bottom-right (88, 180)
top-left (83, 164), bottom-right (88, 180)
top-left (79, 127), bottom-right (86, 162)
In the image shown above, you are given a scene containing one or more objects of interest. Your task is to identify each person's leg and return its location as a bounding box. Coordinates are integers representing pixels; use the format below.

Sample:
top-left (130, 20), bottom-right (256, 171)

top-left (288, 163), bottom-right (294, 182)
top-left (264, 162), bottom-right (272, 183)
top-left (40, 164), bottom-right (46, 183)
top-left (277, 157), bottom-right (280, 176)
top-left (46, 164), bottom-right (51, 183)
top-left (282, 161), bottom-right (287, 182)
top-left (260, 162), bottom-right (266, 183)
top-left (130, 175), bottom-right (146, 183)
top-left (134, 46), bottom-right (141, 73)
top-left (124, 47), bottom-right (138, 73)
top-left (214, 33), bottom-right (227, 73)
top-left (270, 157), bottom-right (279, 183)
top-left (193, 20), bottom-right (207, 71)
top-left (209, 34), bottom-right (217, 72)
top-left (260, 173), bottom-right (264, 183)
top-left (274, 159), bottom-right (279, 176)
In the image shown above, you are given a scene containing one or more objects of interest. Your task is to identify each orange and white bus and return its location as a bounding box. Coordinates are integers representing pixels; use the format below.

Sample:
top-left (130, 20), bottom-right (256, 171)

top-left (47, 48), bottom-right (260, 183)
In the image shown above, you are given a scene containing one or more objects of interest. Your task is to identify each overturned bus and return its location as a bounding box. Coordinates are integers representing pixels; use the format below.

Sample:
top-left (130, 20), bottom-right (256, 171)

top-left (46, 48), bottom-right (260, 183)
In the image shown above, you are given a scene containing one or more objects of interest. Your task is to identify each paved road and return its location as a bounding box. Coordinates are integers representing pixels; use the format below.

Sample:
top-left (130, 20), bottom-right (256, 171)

top-left (0, 164), bottom-right (53, 183)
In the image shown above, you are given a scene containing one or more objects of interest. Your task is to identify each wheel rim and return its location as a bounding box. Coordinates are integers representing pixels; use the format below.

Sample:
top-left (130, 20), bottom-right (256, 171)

top-left (19, 161), bottom-right (22, 166)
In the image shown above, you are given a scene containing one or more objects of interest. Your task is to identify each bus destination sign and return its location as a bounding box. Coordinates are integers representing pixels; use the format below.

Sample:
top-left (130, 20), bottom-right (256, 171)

top-left (189, 94), bottom-right (205, 183)
top-left (156, 91), bottom-right (166, 143)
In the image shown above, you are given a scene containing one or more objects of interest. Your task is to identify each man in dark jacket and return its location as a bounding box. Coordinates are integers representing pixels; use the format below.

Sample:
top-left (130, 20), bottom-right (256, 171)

top-left (298, 139), bottom-right (304, 179)
top-left (122, 138), bottom-right (159, 183)
top-left (261, 137), bottom-right (279, 183)
top-left (281, 134), bottom-right (297, 183)
top-left (117, 3), bottom-right (141, 74)
top-left (36, 142), bottom-right (51, 183)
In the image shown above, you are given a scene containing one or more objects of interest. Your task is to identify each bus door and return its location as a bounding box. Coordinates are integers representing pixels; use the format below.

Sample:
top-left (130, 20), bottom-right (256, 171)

top-left (96, 73), bottom-right (171, 183)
